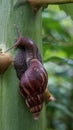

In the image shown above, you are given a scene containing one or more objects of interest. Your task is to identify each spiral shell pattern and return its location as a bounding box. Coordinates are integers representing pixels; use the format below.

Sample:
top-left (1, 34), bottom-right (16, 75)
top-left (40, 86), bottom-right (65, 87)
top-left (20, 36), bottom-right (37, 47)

top-left (19, 59), bottom-right (48, 119)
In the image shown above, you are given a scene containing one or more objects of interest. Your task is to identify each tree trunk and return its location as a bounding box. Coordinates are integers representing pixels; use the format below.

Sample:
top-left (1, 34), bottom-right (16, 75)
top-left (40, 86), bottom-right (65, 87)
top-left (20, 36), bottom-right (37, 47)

top-left (0, 0), bottom-right (46, 130)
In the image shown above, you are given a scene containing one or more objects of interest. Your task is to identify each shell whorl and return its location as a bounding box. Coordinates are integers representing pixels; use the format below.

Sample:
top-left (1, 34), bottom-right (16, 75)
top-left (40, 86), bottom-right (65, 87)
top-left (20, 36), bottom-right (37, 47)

top-left (19, 59), bottom-right (48, 119)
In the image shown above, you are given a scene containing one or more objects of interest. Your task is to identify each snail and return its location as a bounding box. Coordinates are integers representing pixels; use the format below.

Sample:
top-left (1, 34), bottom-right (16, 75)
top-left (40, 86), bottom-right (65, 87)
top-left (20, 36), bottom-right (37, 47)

top-left (0, 49), bottom-right (12, 74)
top-left (6, 27), bottom-right (54, 120)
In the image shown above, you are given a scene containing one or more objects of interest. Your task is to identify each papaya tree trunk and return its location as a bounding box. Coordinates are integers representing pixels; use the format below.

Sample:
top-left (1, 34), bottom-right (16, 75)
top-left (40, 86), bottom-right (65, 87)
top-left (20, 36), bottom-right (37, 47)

top-left (0, 0), bottom-right (46, 130)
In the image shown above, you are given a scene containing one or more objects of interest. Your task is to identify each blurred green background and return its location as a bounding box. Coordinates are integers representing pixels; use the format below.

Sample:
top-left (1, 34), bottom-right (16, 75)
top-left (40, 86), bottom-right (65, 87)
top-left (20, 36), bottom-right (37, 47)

top-left (42, 5), bottom-right (73, 130)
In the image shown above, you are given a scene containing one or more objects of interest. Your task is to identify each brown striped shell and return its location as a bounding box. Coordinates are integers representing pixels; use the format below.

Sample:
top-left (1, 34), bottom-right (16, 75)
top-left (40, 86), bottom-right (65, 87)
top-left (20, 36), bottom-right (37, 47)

top-left (19, 59), bottom-right (48, 119)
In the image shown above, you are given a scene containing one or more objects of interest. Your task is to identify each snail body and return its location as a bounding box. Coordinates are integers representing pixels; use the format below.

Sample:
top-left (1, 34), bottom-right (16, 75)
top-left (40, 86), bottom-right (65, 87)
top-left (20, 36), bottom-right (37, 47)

top-left (14, 47), bottom-right (27, 79)
top-left (14, 39), bottom-right (42, 80)
top-left (6, 27), bottom-right (54, 119)
top-left (13, 35), bottom-right (48, 119)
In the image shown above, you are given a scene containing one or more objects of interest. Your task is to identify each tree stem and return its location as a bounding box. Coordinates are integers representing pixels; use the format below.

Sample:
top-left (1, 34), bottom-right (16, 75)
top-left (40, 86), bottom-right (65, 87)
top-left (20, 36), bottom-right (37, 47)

top-left (28, 0), bottom-right (73, 5)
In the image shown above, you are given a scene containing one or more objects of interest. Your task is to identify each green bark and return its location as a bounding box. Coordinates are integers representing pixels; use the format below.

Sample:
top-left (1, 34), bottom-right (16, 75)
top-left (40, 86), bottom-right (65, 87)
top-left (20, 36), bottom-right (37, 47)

top-left (0, 0), bottom-right (46, 130)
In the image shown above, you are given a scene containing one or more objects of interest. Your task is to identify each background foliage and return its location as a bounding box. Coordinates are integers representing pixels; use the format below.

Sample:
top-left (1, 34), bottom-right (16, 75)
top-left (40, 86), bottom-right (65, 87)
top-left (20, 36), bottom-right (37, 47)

top-left (42, 5), bottom-right (73, 130)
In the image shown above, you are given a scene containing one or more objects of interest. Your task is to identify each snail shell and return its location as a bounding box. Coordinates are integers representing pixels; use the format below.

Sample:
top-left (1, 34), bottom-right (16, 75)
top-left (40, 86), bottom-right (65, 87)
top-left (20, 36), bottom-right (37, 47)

top-left (0, 52), bottom-right (12, 74)
top-left (19, 59), bottom-right (48, 120)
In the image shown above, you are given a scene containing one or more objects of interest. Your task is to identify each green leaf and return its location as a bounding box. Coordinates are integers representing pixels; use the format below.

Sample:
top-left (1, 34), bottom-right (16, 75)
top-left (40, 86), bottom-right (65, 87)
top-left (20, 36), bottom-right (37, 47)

top-left (48, 102), bottom-right (73, 118)
top-left (60, 4), bottom-right (73, 20)
top-left (44, 56), bottom-right (73, 66)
